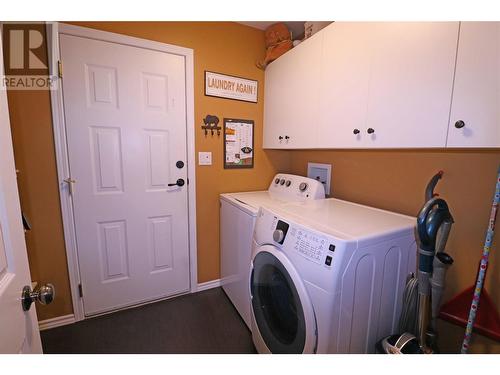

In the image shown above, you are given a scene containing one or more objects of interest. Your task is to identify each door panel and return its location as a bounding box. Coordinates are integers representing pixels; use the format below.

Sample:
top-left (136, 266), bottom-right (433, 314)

top-left (60, 34), bottom-right (190, 315)
top-left (263, 32), bottom-right (323, 149)
top-left (318, 22), bottom-right (373, 148)
top-left (365, 22), bottom-right (458, 148)
top-left (0, 29), bottom-right (42, 353)
top-left (447, 22), bottom-right (500, 147)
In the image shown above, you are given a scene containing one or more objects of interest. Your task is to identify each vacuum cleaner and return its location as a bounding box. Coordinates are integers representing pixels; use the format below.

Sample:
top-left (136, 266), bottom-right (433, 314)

top-left (376, 171), bottom-right (454, 354)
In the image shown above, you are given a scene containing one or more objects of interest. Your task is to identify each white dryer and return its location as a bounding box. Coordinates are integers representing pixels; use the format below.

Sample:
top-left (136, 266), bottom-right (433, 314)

top-left (220, 174), bottom-right (325, 329)
top-left (250, 199), bottom-right (417, 353)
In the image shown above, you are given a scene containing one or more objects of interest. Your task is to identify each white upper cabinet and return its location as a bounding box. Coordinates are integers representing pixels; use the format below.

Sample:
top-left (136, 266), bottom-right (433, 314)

top-left (263, 21), bottom-right (499, 149)
top-left (447, 22), bottom-right (500, 148)
top-left (263, 30), bottom-right (323, 149)
top-left (317, 23), bottom-right (373, 148)
top-left (364, 22), bottom-right (459, 148)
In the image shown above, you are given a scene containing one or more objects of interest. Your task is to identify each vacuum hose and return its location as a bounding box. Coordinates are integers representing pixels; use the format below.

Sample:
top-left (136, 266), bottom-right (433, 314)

top-left (416, 197), bottom-right (453, 352)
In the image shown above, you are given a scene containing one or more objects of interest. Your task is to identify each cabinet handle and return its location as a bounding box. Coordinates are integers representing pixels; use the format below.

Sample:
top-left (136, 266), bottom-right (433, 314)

top-left (353, 129), bottom-right (360, 135)
top-left (367, 128), bottom-right (375, 134)
top-left (278, 136), bottom-right (283, 140)
top-left (455, 120), bottom-right (465, 129)
top-left (285, 136), bottom-right (290, 140)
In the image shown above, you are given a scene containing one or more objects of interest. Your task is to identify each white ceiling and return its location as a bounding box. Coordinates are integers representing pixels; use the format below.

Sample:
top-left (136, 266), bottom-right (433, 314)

top-left (238, 22), bottom-right (306, 39)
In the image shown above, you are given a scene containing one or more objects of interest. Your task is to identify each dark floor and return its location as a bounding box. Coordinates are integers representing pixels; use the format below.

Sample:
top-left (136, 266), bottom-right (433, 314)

top-left (41, 287), bottom-right (256, 354)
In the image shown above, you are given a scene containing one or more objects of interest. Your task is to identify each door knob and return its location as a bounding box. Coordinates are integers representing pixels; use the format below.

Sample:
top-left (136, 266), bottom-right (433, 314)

top-left (168, 178), bottom-right (185, 187)
top-left (22, 283), bottom-right (55, 311)
top-left (454, 120), bottom-right (465, 129)
top-left (273, 229), bottom-right (284, 243)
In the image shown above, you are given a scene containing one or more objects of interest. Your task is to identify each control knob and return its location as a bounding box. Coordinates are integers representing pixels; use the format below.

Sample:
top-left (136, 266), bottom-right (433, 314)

top-left (280, 179), bottom-right (286, 185)
top-left (273, 229), bottom-right (284, 243)
top-left (275, 178), bottom-right (280, 184)
top-left (299, 182), bottom-right (308, 192)
top-left (285, 180), bottom-right (291, 187)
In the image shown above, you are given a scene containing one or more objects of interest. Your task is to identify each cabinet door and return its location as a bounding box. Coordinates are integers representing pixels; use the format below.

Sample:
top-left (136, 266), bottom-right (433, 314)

top-left (447, 22), bottom-right (500, 147)
top-left (263, 31), bottom-right (323, 149)
top-left (318, 22), bottom-right (374, 148)
top-left (364, 22), bottom-right (459, 148)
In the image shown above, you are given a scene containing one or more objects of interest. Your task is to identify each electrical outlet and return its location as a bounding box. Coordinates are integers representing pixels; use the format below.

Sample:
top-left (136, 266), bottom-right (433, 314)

top-left (198, 152), bottom-right (212, 166)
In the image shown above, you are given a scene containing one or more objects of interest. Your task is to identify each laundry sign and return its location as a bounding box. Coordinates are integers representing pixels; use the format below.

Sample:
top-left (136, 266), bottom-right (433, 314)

top-left (205, 71), bottom-right (258, 103)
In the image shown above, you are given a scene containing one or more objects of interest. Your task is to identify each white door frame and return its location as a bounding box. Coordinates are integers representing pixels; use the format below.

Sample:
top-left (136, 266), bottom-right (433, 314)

top-left (47, 22), bottom-right (198, 322)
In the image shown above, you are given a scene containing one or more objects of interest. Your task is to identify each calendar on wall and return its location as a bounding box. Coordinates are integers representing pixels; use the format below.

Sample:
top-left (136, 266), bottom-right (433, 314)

top-left (223, 118), bottom-right (254, 169)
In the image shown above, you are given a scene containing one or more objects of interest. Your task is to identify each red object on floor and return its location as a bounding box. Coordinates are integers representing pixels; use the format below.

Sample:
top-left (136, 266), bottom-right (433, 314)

top-left (439, 287), bottom-right (500, 342)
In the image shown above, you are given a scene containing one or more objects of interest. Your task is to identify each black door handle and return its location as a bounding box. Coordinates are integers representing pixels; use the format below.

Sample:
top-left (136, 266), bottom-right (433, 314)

top-left (168, 178), bottom-right (185, 187)
top-left (367, 128), bottom-right (375, 134)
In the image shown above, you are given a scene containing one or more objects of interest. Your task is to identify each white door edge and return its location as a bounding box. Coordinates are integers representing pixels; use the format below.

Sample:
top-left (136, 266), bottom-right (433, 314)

top-left (47, 22), bottom-right (198, 322)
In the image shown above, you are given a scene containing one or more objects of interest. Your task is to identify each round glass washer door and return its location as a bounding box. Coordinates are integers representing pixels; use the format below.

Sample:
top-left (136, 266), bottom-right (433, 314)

top-left (250, 245), bottom-right (317, 354)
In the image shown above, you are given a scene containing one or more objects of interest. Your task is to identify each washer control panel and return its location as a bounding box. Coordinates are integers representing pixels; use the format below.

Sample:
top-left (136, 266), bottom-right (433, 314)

top-left (268, 173), bottom-right (325, 201)
top-left (260, 208), bottom-right (337, 269)
top-left (290, 228), bottom-right (326, 265)
top-left (288, 227), bottom-right (336, 267)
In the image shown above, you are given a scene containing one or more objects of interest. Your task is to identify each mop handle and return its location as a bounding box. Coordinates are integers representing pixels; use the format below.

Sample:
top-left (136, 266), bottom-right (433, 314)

top-left (461, 166), bottom-right (500, 353)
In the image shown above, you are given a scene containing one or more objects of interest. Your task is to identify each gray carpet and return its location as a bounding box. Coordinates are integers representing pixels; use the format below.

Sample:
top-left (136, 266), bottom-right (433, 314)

top-left (41, 287), bottom-right (256, 354)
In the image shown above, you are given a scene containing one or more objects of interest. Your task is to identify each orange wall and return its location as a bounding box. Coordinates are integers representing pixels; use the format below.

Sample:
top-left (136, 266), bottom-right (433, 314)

top-left (288, 149), bottom-right (500, 353)
top-left (7, 22), bottom-right (290, 320)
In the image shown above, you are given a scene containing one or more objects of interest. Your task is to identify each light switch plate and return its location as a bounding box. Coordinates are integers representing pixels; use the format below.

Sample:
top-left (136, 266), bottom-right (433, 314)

top-left (307, 162), bottom-right (332, 196)
top-left (198, 152), bottom-right (212, 165)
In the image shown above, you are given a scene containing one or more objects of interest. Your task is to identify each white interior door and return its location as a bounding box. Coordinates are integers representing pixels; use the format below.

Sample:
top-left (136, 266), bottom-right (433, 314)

top-left (0, 31), bottom-right (42, 354)
top-left (60, 33), bottom-right (190, 315)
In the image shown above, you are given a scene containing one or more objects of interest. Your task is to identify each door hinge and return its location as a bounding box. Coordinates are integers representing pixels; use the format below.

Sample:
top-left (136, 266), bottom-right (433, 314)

top-left (78, 284), bottom-right (83, 298)
top-left (64, 177), bottom-right (76, 196)
top-left (57, 61), bottom-right (63, 78)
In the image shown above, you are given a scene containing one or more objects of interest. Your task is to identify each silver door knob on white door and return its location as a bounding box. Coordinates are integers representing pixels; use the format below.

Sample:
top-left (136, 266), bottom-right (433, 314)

top-left (21, 283), bottom-right (55, 311)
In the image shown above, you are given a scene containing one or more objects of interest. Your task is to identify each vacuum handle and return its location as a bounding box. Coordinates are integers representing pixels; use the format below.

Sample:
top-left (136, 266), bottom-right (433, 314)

top-left (417, 197), bottom-right (450, 250)
top-left (425, 171), bottom-right (443, 202)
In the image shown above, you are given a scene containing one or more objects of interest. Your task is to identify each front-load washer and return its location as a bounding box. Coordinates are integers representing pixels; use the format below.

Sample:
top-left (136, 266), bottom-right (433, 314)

top-left (250, 200), bottom-right (417, 353)
top-left (220, 174), bottom-right (325, 329)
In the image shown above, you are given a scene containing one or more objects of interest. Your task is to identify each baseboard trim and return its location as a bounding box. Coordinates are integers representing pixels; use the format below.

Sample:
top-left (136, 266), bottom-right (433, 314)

top-left (38, 282), bottom-right (221, 330)
top-left (39, 314), bottom-right (76, 331)
top-left (197, 278), bottom-right (221, 292)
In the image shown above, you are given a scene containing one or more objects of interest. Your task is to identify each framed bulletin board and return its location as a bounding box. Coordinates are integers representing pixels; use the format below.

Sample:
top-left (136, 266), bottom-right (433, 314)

top-left (223, 118), bottom-right (254, 169)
